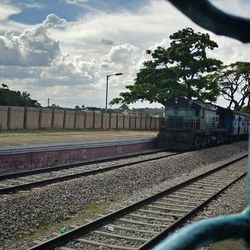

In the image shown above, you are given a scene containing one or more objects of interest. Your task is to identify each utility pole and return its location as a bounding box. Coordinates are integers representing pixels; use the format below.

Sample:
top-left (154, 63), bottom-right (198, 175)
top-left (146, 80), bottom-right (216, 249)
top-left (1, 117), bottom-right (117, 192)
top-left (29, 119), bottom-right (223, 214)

top-left (104, 72), bottom-right (123, 130)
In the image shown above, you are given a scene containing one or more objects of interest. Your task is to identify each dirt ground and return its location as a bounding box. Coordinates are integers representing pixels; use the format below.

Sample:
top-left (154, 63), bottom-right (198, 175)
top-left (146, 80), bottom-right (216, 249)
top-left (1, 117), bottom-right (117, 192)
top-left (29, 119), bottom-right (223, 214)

top-left (0, 130), bottom-right (157, 147)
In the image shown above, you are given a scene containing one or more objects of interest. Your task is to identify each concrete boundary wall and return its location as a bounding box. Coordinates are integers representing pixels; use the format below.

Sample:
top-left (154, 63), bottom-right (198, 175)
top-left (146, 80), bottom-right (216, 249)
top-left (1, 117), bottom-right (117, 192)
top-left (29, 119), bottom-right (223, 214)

top-left (64, 110), bottom-right (75, 129)
top-left (130, 115), bottom-right (136, 129)
top-left (26, 107), bottom-right (39, 129)
top-left (117, 114), bottom-right (123, 129)
top-left (10, 106), bottom-right (24, 129)
top-left (0, 105), bottom-right (160, 131)
top-left (102, 113), bottom-right (108, 130)
top-left (0, 106), bottom-right (8, 130)
top-left (52, 110), bottom-right (64, 129)
top-left (75, 112), bottom-right (85, 129)
top-left (110, 113), bottom-right (117, 129)
top-left (141, 116), bottom-right (146, 130)
top-left (94, 112), bottom-right (102, 129)
top-left (123, 115), bottom-right (130, 129)
top-left (85, 111), bottom-right (94, 129)
top-left (40, 108), bottom-right (52, 129)
top-left (136, 116), bottom-right (141, 129)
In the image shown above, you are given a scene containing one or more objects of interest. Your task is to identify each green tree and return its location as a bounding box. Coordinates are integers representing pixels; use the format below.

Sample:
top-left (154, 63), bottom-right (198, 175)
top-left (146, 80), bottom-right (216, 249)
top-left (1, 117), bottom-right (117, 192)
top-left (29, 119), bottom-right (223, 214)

top-left (0, 84), bottom-right (41, 107)
top-left (75, 105), bottom-right (85, 111)
top-left (241, 106), bottom-right (250, 114)
top-left (217, 62), bottom-right (250, 110)
top-left (119, 103), bottom-right (129, 111)
top-left (111, 28), bottom-right (222, 108)
top-left (75, 105), bottom-right (81, 111)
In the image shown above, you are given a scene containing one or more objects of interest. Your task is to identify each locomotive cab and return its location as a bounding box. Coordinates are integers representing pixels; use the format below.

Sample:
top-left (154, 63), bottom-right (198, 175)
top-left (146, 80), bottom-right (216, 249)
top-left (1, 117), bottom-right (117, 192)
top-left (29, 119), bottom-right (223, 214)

top-left (158, 97), bottom-right (224, 150)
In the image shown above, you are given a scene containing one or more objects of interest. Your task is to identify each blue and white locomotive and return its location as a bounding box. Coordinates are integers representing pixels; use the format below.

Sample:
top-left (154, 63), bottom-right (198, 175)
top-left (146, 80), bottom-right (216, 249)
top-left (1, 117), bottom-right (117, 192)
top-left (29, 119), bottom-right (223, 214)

top-left (158, 96), bottom-right (250, 150)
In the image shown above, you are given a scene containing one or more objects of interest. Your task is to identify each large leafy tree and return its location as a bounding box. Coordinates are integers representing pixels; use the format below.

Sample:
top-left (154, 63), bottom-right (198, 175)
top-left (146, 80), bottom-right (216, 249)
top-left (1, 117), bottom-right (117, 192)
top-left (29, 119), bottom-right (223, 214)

top-left (0, 84), bottom-right (41, 107)
top-left (217, 62), bottom-right (250, 111)
top-left (111, 28), bottom-right (222, 108)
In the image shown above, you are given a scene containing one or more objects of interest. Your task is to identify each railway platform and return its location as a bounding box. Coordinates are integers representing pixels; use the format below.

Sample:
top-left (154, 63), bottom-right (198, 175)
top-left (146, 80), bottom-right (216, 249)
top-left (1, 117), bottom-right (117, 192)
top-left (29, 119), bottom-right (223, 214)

top-left (0, 130), bottom-right (157, 175)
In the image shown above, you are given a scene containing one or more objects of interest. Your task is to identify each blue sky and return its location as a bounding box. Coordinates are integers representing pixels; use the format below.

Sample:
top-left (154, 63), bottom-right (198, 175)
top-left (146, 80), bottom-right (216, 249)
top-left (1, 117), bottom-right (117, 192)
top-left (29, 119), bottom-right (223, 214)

top-left (9, 0), bottom-right (147, 24)
top-left (0, 0), bottom-right (249, 108)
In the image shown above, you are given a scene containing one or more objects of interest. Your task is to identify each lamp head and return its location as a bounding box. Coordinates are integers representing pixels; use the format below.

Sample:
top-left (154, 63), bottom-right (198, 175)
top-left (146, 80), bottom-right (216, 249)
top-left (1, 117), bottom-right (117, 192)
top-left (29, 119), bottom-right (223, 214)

top-left (115, 73), bottom-right (123, 76)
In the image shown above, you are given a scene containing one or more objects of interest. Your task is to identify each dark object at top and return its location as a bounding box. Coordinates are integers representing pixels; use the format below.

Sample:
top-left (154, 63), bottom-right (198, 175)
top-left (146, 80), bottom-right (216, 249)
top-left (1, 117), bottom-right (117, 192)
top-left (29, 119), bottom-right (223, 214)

top-left (168, 0), bottom-right (250, 43)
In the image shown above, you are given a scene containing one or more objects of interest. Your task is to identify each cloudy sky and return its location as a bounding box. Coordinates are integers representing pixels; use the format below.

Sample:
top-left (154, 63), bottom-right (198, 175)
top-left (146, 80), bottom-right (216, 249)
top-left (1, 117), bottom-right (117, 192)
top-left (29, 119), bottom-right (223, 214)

top-left (0, 0), bottom-right (250, 109)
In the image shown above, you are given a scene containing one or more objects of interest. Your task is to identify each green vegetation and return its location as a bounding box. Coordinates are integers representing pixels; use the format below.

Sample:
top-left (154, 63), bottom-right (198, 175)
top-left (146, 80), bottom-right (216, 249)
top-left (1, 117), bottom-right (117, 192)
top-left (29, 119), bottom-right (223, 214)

top-left (216, 62), bottom-right (250, 111)
top-left (111, 27), bottom-right (250, 112)
top-left (241, 106), bottom-right (250, 114)
top-left (111, 28), bottom-right (222, 108)
top-left (0, 84), bottom-right (40, 107)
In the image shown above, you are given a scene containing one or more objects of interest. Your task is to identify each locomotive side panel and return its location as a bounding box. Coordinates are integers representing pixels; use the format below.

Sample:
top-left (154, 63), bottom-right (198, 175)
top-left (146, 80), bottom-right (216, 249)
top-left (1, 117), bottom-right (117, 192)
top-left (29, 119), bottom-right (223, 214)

top-left (231, 111), bottom-right (250, 140)
top-left (157, 97), bottom-right (245, 150)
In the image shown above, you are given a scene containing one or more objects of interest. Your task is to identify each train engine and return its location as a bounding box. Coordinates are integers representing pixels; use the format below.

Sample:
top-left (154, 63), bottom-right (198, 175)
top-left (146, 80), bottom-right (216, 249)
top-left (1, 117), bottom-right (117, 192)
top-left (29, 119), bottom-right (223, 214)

top-left (158, 97), bottom-right (228, 150)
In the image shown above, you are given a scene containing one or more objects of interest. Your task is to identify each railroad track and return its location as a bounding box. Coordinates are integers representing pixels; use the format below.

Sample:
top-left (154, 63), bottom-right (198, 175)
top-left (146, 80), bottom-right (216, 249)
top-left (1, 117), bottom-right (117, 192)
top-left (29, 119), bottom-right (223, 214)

top-left (28, 153), bottom-right (247, 250)
top-left (0, 150), bottom-right (178, 195)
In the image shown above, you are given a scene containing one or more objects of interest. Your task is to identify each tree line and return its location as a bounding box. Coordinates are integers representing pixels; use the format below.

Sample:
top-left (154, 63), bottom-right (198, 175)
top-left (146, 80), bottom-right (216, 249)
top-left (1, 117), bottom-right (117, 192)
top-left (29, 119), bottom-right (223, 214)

top-left (111, 28), bottom-right (250, 113)
top-left (0, 84), bottom-right (40, 107)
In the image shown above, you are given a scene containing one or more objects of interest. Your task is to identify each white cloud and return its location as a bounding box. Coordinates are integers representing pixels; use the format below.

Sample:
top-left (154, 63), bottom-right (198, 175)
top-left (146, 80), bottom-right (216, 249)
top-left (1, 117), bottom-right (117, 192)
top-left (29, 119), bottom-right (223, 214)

top-left (0, 14), bottom-right (66, 66)
top-left (42, 13), bottom-right (67, 29)
top-left (107, 44), bottom-right (139, 64)
top-left (52, 0), bottom-right (188, 54)
top-left (0, 1), bottom-right (21, 21)
top-left (39, 42), bottom-right (139, 89)
top-left (40, 54), bottom-right (97, 85)
top-left (0, 1), bottom-right (30, 34)
top-left (64, 0), bottom-right (88, 6)
top-left (208, 34), bottom-right (250, 65)
top-left (22, 2), bottom-right (44, 9)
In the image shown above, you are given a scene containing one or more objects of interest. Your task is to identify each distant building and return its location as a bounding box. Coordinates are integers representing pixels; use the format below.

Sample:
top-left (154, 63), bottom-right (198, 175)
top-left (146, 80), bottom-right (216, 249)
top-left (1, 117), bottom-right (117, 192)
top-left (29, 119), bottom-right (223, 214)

top-left (85, 107), bottom-right (102, 112)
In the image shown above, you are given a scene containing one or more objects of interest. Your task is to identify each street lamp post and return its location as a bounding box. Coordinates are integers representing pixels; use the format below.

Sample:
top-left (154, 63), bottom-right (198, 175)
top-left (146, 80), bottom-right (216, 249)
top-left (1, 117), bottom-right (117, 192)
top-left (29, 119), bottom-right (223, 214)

top-left (105, 72), bottom-right (123, 130)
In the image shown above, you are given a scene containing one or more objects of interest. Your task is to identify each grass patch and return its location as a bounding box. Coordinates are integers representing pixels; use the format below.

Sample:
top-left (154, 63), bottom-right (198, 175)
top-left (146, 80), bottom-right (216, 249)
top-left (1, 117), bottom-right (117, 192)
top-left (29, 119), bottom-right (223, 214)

top-left (2, 199), bottom-right (114, 250)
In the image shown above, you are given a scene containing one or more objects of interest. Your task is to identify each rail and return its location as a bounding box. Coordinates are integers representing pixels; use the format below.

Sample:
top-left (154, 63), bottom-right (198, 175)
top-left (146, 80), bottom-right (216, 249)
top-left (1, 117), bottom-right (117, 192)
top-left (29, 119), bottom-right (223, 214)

top-left (153, 141), bottom-right (250, 250)
top-left (27, 154), bottom-right (247, 249)
top-left (0, 150), bottom-right (177, 195)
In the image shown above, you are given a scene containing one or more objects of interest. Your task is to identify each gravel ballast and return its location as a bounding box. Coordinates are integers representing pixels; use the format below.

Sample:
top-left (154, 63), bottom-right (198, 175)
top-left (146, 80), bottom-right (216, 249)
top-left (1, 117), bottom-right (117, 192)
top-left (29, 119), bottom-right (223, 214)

top-left (0, 141), bottom-right (248, 249)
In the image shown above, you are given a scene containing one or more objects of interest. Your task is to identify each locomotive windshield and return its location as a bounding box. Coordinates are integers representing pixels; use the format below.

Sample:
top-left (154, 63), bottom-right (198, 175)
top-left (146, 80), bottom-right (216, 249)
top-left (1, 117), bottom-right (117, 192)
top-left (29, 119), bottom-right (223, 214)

top-left (164, 108), bottom-right (197, 119)
top-left (164, 97), bottom-right (201, 120)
